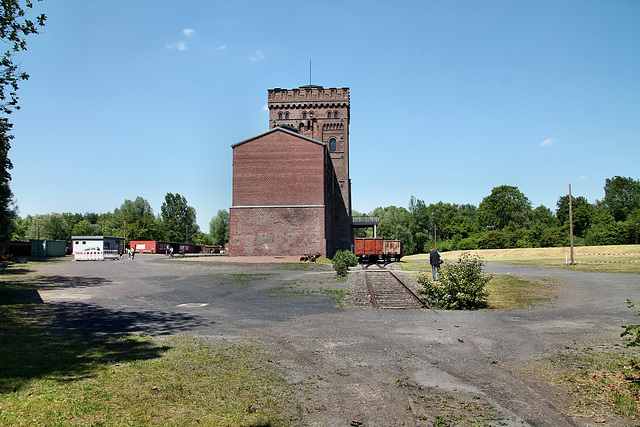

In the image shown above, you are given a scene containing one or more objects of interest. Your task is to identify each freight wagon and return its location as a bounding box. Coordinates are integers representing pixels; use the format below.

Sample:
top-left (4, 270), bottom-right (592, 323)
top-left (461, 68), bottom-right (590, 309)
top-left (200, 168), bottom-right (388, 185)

top-left (353, 237), bottom-right (403, 263)
top-left (129, 241), bottom-right (199, 255)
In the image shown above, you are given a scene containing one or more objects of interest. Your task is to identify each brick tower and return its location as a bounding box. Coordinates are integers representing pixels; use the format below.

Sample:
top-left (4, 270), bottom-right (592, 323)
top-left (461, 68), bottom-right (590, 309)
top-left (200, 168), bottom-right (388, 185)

top-left (267, 85), bottom-right (351, 216)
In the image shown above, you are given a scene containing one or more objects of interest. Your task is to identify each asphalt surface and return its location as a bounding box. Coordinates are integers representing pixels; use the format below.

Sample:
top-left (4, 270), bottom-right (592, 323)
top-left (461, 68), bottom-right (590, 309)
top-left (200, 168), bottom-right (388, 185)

top-left (36, 255), bottom-right (640, 426)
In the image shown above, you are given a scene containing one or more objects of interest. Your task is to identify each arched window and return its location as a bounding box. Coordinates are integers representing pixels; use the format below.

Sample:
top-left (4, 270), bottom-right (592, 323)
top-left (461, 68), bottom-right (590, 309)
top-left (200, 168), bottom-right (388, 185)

top-left (278, 112), bottom-right (282, 120)
top-left (329, 138), bottom-right (337, 152)
top-left (334, 111), bottom-right (338, 118)
top-left (303, 112), bottom-right (307, 119)
top-left (285, 112), bottom-right (289, 119)
top-left (327, 111), bottom-right (332, 118)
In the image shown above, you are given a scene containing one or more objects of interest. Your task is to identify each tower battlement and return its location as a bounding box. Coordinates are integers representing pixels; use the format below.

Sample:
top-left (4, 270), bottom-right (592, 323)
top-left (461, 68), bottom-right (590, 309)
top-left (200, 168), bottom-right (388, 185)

top-left (268, 86), bottom-right (350, 105)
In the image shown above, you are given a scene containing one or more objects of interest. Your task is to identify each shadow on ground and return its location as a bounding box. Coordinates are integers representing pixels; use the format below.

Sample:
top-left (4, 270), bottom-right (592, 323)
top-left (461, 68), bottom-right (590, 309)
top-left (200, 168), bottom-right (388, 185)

top-left (0, 269), bottom-right (208, 393)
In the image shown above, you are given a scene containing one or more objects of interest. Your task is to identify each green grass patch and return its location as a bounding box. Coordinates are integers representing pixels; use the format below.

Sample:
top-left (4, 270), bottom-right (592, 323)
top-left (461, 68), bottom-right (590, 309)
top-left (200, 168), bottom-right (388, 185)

top-left (0, 264), bottom-right (293, 426)
top-left (218, 273), bottom-right (272, 286)
top-left (268, 282), bottom-right (347, 305)
top-left (484, 275), bottom-right (555, 310)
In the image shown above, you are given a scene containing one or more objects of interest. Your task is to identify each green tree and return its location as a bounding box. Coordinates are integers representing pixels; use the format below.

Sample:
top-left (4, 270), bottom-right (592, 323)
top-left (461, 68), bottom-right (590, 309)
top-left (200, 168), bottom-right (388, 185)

top-left (477, 185), bottom-right (532, 230)
top-left (408, 197), bottom-right (431, 255)
top-left (0, 119), bottom-right (17, 239)
top-left (585, 208), bottom-right (625, 245)
top-left (556, 195), bottom-right (595, 238)
top-left (72, 219), bottom-right (101, 236)
top-left (40, 213), bottom-right (71, 241)
top-left (96, 211), bottom-right (120, 238)
top-left (530, 205), bottom-right (557, 228)
top-left (0, 1), bottom-right (46, 239)
top-left (160, 193), bottom-right (199, 242)
top-left (209, 209), bottom-right (229, 246)
top-left (115, 197), bottom-right (158, 241)
top-left (626, 208), bottom-right (640, 244)
top-left (372, 205), bottom-right (413, 253)
top-left (602, 176), bottom-right (640, 222)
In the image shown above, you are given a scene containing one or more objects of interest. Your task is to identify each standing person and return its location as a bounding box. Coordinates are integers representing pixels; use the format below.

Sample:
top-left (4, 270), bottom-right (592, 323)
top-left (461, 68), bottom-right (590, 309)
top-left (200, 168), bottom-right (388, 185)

top-left (428, 246), bottom-right (442, 281)
top-left (131, 246), bottom-right (135, 260)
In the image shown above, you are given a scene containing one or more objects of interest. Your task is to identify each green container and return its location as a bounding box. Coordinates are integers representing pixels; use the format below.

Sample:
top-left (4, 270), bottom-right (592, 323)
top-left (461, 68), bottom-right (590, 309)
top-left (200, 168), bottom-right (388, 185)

top-left (31, 240), bottom-right (67, 257)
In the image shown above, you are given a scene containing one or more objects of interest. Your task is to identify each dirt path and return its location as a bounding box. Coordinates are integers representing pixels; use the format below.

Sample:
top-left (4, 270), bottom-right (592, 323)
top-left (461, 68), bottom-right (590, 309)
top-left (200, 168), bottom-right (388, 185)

top-left (35, 256), bottom-right (640, 425)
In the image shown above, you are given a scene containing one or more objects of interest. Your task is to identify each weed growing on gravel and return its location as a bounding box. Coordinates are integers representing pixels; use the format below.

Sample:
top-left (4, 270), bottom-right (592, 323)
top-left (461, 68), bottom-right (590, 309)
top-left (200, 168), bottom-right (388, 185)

top-left (218, 273), bottom-right (271, 286)
top-left (267, 283), bottom-right (347, 304)
top-left (543, 340), bottom-right (640, 421)
top-left (395, 372), bottom-right (504, 425)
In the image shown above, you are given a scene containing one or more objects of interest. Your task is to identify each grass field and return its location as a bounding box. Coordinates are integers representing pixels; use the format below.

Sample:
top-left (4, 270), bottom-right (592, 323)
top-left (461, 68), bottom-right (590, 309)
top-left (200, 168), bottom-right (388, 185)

top-left (0, 264), bottom-right (293, 427)
top-left (403, 244), bottom-right (640, 274)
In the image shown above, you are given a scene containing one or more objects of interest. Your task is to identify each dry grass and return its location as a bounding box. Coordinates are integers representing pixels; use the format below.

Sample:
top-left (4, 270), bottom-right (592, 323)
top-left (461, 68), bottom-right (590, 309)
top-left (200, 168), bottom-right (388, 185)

top-left (404, 245), bottom-right (640, 273)
top-left (538, 340), bottom-right (640, 423)
top-left (484, 274), bottom-right (556, 310)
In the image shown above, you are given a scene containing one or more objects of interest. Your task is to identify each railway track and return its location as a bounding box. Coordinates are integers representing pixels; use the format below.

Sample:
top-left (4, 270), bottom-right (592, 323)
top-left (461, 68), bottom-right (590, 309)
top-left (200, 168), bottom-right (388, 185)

top-left (363, 264), bottom-right (427, 310)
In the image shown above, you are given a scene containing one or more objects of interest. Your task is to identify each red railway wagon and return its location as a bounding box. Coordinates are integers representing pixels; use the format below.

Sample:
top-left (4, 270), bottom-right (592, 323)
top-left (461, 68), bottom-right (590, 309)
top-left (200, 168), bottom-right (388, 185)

top-left (129, 241), bottom-right (199, 255)
top-left (354, 238), bottom-right (403, 262)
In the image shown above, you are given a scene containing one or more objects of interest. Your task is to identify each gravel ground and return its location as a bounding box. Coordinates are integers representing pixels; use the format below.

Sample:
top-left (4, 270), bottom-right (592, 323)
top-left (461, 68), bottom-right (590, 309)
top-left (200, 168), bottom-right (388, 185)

top-left (35, 255), bottom-right (640, 426)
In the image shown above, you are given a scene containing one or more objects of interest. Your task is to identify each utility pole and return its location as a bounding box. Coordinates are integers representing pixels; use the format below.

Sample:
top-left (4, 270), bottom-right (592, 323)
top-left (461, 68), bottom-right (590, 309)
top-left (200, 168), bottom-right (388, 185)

top-left (569, 184), bottom-right (574, 265)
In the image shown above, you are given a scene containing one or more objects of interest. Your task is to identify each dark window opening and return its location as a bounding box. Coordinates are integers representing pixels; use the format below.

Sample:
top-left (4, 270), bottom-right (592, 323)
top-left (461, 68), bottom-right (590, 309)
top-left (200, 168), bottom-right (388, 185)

top-left (329, 138), bottom-right (337, 152)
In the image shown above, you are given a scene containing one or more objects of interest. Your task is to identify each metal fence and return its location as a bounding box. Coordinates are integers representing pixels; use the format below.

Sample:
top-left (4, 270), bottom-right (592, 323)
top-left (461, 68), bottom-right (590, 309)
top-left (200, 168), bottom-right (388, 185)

top-left (74, 249), bottom-right (121, 261)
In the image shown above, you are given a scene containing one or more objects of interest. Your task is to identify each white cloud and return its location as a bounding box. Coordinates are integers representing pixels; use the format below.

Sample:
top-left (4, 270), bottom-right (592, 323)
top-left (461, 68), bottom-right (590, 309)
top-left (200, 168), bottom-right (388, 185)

top-left (250, 50), bottom-right (265, 62)
top-left (166, 41), bottom-right (188, 51)
top-left (540, 138), bottom-right (556, 147)
top-left (213, 42), bottom-right (227, 51)
top-left (580, 176), bottom-right (588, 180)
top-left (262, 103), bottom-right (268, 111)
top-left (183, 28), bottom-right (196, 37)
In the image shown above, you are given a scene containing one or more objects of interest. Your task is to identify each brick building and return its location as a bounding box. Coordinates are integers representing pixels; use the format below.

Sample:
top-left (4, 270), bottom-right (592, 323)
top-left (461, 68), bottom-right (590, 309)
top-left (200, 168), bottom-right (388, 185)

top-left (268, 85), bottom-right (351, 215)
top-left (229, 85), bottom-right (352, 258)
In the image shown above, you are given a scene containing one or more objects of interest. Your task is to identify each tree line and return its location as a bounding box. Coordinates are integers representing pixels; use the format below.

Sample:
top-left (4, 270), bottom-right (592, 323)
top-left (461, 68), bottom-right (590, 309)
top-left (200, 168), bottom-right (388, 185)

top-left (356, 176), bottom-right (640, 255)
top-left (9, 193), bottom-right (230, 247)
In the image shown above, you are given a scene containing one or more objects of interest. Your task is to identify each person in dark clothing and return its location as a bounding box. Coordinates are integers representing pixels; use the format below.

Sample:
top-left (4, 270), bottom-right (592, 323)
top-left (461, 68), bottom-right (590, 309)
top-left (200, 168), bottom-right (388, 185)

top-left (428, 246), bottom-right (442, 281)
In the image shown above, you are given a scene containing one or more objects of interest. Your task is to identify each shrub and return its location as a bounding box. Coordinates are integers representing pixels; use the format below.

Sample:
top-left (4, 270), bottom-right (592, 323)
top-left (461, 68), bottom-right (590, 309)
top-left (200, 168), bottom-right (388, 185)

top-left (332, 250), bottom-right (357, 278)
top-left (621, 299), bottom-right (640, 347)
top-left (417, 252), bottom-right (491, 309)
top-left (457, 235), bottom-right (479, 250)
top-left (477, 231), bottom-right (505, 249)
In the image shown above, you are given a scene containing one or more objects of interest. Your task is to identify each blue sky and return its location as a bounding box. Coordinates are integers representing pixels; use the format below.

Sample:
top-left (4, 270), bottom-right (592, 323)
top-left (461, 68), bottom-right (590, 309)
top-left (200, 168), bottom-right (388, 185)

top-left (9, 0), bottom-right (640, 230)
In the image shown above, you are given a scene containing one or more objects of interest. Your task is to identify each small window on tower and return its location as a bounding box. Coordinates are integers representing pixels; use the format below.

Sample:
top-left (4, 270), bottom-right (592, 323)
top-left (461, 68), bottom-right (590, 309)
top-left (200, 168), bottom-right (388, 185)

top-left (334, 111), bottom-right (339, 118)
top-left (327, 111), bottom-right (332, 118)
top-left (285, 112), bottom-right (289, 119)
top-left (329, 138), bottom-right (337, 152)
top-left (303, 112), bottom-right (307, 119)
top-left (278, 112), bottom-right (282, 120)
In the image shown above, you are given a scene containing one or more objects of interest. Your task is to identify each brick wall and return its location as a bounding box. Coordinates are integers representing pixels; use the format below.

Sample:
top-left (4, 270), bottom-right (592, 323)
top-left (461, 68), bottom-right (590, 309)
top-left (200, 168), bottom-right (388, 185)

top-left (232, 130), bottom-right (325, 206)
top-left (229, 206), bottom-right (326, 256)
top-left (230, 128), bottom-right (330, 257)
